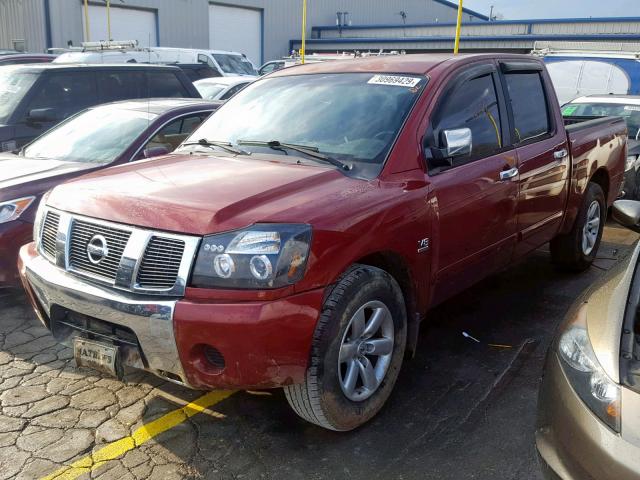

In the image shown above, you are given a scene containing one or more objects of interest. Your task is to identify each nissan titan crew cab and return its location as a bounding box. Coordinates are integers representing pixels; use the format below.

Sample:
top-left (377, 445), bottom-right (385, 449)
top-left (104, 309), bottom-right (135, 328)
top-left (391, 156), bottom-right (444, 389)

top-left (19, 54), bottom-right (627, 431)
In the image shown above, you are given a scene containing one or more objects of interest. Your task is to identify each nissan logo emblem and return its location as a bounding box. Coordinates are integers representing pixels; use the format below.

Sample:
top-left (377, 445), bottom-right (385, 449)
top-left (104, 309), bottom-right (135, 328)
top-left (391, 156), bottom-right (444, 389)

top-left (86, 234), bottom-right (109, 265)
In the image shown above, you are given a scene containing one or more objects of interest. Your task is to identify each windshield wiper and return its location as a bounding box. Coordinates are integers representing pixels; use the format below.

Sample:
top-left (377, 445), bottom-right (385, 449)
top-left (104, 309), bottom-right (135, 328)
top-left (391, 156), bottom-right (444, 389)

top-left (237, 140), bottom-right (350, 171)
top-left (181, 138), bottom-right (249, 155)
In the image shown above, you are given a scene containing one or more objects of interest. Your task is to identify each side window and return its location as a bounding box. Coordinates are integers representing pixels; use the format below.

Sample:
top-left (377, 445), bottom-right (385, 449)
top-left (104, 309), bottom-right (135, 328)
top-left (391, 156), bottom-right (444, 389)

top-left (97, 71), bottom-right (145, 103)
top-left (25, 72), bottom-right (97, 120)
top-left (142, 113), bottom-right (209, 156)
top-left (219, 83), bottom-right (246, 101)
top-left (432, 73), bottom-right (502, 165)
top-left (259, 62), bottom-right (276, 75)
top-left (147, 72), bottom-right (189, 98)
top-left (198, 54), bottom-right (218, 71)
top-left (504, 72), bottom-right (550, 143)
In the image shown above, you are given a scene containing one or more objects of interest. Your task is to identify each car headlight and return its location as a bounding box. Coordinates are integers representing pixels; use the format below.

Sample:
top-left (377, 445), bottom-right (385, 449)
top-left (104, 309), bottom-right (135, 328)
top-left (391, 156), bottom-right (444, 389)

top-left (191, 224), bottom-right (312, 289)
top-left (625, 155), bottom-right (638, 172)
top-left (0, 196), bottom-right (36, 224)
top-left (558, 305), bottom-right (621, 432)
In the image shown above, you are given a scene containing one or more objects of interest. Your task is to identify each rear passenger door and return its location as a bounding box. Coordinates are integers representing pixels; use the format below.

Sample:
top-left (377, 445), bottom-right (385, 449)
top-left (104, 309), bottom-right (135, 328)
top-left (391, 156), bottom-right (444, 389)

top-left (426, 62), bottom-right (519, 304)
top-left (498, 61), bottom-right (570, 257)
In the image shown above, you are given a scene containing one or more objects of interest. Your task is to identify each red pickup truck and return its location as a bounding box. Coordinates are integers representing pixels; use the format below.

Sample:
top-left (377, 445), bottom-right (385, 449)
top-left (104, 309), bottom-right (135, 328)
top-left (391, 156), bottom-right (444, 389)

top-left (18, 54), bottom-right (626, 431)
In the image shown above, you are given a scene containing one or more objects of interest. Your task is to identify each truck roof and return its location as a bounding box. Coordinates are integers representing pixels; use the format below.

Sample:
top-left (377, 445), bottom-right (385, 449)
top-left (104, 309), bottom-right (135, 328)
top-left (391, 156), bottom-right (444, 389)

top-left (270, 53), bottom-right (543, 77)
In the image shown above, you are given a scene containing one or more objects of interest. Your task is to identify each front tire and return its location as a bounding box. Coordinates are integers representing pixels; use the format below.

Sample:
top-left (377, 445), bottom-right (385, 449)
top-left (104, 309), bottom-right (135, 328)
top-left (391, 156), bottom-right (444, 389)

top-left (284, 265), bottom-right (407, 431)
top-left (550, 181), bottom-right (606, 272)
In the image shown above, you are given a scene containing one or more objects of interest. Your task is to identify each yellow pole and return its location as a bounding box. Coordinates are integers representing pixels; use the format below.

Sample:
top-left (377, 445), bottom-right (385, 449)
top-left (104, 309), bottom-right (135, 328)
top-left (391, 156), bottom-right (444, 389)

top-left (106, 0), bottom-right (111, 41)
top-left (301, 0), bottom-right (307, 64)
top-left (83, 0), bottom-right (90, 41)
top-left (453, 0), bottom-right (463, 54)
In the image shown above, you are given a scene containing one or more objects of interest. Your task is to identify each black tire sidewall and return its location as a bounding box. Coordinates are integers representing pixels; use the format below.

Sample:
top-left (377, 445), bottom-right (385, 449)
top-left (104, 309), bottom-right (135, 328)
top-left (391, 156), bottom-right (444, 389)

top-left (313, 267), bottom-right (407, 431)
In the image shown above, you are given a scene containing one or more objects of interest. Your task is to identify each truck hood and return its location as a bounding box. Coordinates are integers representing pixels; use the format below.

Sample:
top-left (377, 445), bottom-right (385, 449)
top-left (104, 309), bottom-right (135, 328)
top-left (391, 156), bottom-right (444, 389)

top-left (46, 153), bottom-right (352, 235)
top-left (0, 154), bottom-right (98, 192)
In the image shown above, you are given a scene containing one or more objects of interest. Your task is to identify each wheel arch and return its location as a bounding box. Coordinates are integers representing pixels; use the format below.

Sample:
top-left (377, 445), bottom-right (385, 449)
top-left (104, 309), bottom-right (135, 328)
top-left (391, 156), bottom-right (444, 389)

top-left (589, 167), bottom-right (610, 205)
top-left (352, 250), bottom-right (420, 357)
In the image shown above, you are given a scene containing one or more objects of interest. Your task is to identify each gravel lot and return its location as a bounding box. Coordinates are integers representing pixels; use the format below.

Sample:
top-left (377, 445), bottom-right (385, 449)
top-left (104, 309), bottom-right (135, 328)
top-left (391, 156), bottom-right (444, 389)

top-left (1, 224), bottom-right (637, 480)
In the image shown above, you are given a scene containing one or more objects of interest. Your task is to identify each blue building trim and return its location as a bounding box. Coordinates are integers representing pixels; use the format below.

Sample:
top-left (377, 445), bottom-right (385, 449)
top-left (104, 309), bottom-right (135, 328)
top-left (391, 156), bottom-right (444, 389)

top-left (292, 33), bottom-right (640, 46)
top-left (312, 16), bottom-right (640, 33)
top-left (431, 0), bottom-right (489, 21)
top-left (43, 0), bottom-right (52, 50)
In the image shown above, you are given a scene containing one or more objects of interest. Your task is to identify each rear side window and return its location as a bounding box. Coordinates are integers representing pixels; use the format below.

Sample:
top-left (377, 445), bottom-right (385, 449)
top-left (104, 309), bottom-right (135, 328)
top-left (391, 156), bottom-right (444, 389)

top-left (432, 74), bottom-right (502, 164)
top-left (97, 71), bottom-right (146, 103)
top-left (219, 83), bottom-right (247, 101)
top-left (504, 72), bottom-right (550, 143)
top-left (25, 72), bottom-right (97, 120)
top-left (147, 72), bottom-right (190, 98)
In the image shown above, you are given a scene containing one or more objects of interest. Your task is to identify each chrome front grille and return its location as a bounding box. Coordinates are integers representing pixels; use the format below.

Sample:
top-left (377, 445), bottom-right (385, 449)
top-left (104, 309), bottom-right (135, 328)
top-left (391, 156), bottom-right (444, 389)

top-left (41, 211), bottom-right (60, 259)
top-left (137, 237), bottom-right (186, 289)
top-left (69, 220), bottom-right (131, 282)
top-left (37, 207), bottom-right (199, 296)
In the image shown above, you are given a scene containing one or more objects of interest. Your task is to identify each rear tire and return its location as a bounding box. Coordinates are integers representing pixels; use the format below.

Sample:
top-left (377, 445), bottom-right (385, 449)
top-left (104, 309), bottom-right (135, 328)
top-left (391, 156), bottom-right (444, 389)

top-left (284, 265), bottom-right (407, 431)
top-left (550, 181), bottom-right (606, 272)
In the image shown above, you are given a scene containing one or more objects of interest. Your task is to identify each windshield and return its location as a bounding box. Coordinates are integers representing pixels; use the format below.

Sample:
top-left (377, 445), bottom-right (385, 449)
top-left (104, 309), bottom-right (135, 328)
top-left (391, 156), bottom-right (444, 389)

top-left (213, 54), bottom-right (256, 76)
top-left (562, 102), bottom-right (640, 139)
top-left (0, 69), bottom-right (37, 123)
top-left (195, 83), bottom-right (226, 100)
top-left (179, 73), bottom-right (426, 178)
top-left (23, 107), bottom-right (156, 163)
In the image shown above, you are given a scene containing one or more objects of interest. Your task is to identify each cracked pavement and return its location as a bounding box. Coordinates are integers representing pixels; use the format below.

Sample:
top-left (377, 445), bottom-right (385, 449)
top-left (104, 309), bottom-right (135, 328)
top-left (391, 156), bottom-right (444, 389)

top-left (0, 224), bottom-right (637, 480)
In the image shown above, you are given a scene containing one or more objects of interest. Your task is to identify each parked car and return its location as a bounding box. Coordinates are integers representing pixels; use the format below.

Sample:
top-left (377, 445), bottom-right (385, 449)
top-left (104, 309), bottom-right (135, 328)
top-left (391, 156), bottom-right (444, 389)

top-left (0, 98), bottom-right (220, 287)
top-left (18, 54), bottom-right (626, 431)
top-left (561, 95), bottom-right (640, 200)
top-left (533, 41), bottom-right (640, 104)
top-left (0, 63), bottom-right (200, 152)
top-left (536, 199), bottom-right (640, 480)
top-left (193, 76), bottom-right (255, 101)
top-left (0, 54), bottom-right (57, 66)
top-left (176, 64), bottom-right (222, 82)
top-left (55, 44), bottom-right (257, 77)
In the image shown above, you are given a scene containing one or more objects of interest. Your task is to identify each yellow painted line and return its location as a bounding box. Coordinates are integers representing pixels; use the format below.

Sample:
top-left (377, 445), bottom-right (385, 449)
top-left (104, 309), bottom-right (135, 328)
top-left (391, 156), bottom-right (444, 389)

top-left (41, 390), bottom-right (235, 480)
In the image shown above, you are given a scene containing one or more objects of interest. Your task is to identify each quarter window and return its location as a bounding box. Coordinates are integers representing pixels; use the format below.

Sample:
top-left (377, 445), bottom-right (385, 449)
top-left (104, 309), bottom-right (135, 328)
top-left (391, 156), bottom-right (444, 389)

top-left (504, 72), bottom-right (550, 143)
top-left (147, 72), bottom-right (189, 98)
top-left (432, 74), bottom-right (502, 165)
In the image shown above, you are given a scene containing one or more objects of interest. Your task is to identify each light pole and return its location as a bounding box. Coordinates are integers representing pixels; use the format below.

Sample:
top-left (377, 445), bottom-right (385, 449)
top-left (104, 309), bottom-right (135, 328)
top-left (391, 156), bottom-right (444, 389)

top-left (301, 0), bottom-right (307, 64)
top-left (454, 0), bottom-right (463, 54)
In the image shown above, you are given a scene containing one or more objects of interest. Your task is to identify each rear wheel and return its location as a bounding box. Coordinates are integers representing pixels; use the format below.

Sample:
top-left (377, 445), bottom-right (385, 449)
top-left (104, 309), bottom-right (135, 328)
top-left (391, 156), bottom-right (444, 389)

top-left (284, 265), bottom-right (407, 431)
top-left (550, 181), bottom-right (606, 272)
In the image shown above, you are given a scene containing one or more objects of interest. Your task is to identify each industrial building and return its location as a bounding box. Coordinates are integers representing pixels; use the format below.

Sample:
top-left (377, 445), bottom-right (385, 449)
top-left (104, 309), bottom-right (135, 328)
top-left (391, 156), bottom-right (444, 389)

top-left (1, 1), bottom-right (639, 66)
top-left (0, 0), bottom-right (487, 65)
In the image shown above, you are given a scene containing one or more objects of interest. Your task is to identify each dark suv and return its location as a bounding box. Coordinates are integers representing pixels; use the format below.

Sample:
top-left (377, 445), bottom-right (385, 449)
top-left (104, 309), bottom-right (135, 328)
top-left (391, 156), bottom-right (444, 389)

top-left (0, 63), bottom-right (200, 151)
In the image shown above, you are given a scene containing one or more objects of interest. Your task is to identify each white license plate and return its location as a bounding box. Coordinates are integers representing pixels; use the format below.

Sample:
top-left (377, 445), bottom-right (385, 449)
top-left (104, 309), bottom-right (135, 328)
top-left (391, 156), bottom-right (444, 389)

top-left (74, 338), bottom-right (118, 377)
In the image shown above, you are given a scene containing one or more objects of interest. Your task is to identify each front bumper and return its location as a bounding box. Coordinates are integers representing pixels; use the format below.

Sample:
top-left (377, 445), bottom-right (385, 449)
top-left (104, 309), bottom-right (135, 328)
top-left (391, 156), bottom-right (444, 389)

top-left (536, 354), bottom-right (640, 480)
top-left (19, 242), bottom-right (324, 389)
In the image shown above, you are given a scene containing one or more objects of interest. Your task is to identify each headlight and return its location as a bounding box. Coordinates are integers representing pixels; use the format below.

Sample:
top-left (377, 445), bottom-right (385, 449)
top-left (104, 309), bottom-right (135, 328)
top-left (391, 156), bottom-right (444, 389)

top-left (558, 305), bottom-right (621, 431)
top-left (191, 224), bottom-right (312, 289)
top-left (0, 196), bottom-right (35, 224)
top-left (625, 155), bottom-right (638, 172)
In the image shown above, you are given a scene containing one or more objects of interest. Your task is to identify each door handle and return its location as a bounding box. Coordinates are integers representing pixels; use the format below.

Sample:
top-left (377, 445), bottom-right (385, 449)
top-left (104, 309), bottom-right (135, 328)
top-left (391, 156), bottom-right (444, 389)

top-left (554, 149), bottom-right (568, 159)
top-left (499, 167), bottom-right (519, 181)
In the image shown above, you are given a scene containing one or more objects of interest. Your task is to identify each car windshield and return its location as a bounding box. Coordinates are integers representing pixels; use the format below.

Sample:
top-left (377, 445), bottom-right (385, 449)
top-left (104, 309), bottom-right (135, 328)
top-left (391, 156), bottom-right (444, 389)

top-left (212, 54), bottom-right (256, 76)
top-left (23, 107), bottom-right (156, 163)
top-left (0, 69), bottom-right (37, 123)
top-left (179, 73), bottom-right (426, 178)
top-left (562, 102), bottom-right (640, 139)
top-left (195, 83), bottom-right (226, 100)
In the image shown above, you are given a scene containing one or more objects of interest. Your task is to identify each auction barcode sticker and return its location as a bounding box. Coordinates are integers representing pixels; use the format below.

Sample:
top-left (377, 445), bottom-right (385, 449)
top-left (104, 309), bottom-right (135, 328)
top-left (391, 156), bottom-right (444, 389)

top-left (368, 75), bottom-right (421, 88)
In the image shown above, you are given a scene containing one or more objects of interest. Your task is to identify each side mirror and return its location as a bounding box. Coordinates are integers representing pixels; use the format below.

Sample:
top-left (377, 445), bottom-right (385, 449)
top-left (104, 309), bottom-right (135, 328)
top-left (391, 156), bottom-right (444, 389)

top-left (441, 128), bottom-right (472, 158)
top-left (612, 200), bottom-right (640, 233)
top-left (143, 146), bottom-right (170, 159)
top-left (27, 108), bottom-right (59, 123)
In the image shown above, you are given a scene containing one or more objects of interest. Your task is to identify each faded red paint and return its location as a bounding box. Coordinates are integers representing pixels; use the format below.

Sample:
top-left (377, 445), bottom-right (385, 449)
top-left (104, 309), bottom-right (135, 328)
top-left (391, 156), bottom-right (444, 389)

top-left (20, 54), bottom-right (627, 389)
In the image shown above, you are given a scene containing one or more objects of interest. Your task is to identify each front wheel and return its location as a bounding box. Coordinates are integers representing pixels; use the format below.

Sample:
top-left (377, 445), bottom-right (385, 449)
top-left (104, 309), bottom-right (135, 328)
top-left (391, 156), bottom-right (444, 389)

top-left (284, 265), bottom-right (407, 431)
top-left (550, 181), bottom-right (606, 272)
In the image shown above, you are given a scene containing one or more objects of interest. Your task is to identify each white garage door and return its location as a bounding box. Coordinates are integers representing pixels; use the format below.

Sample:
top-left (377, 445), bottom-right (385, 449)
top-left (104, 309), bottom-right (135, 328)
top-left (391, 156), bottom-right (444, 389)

top-left (209, 4), bottom-right (262, 65)
top-left (83, 5), bottom-right (158, 47)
